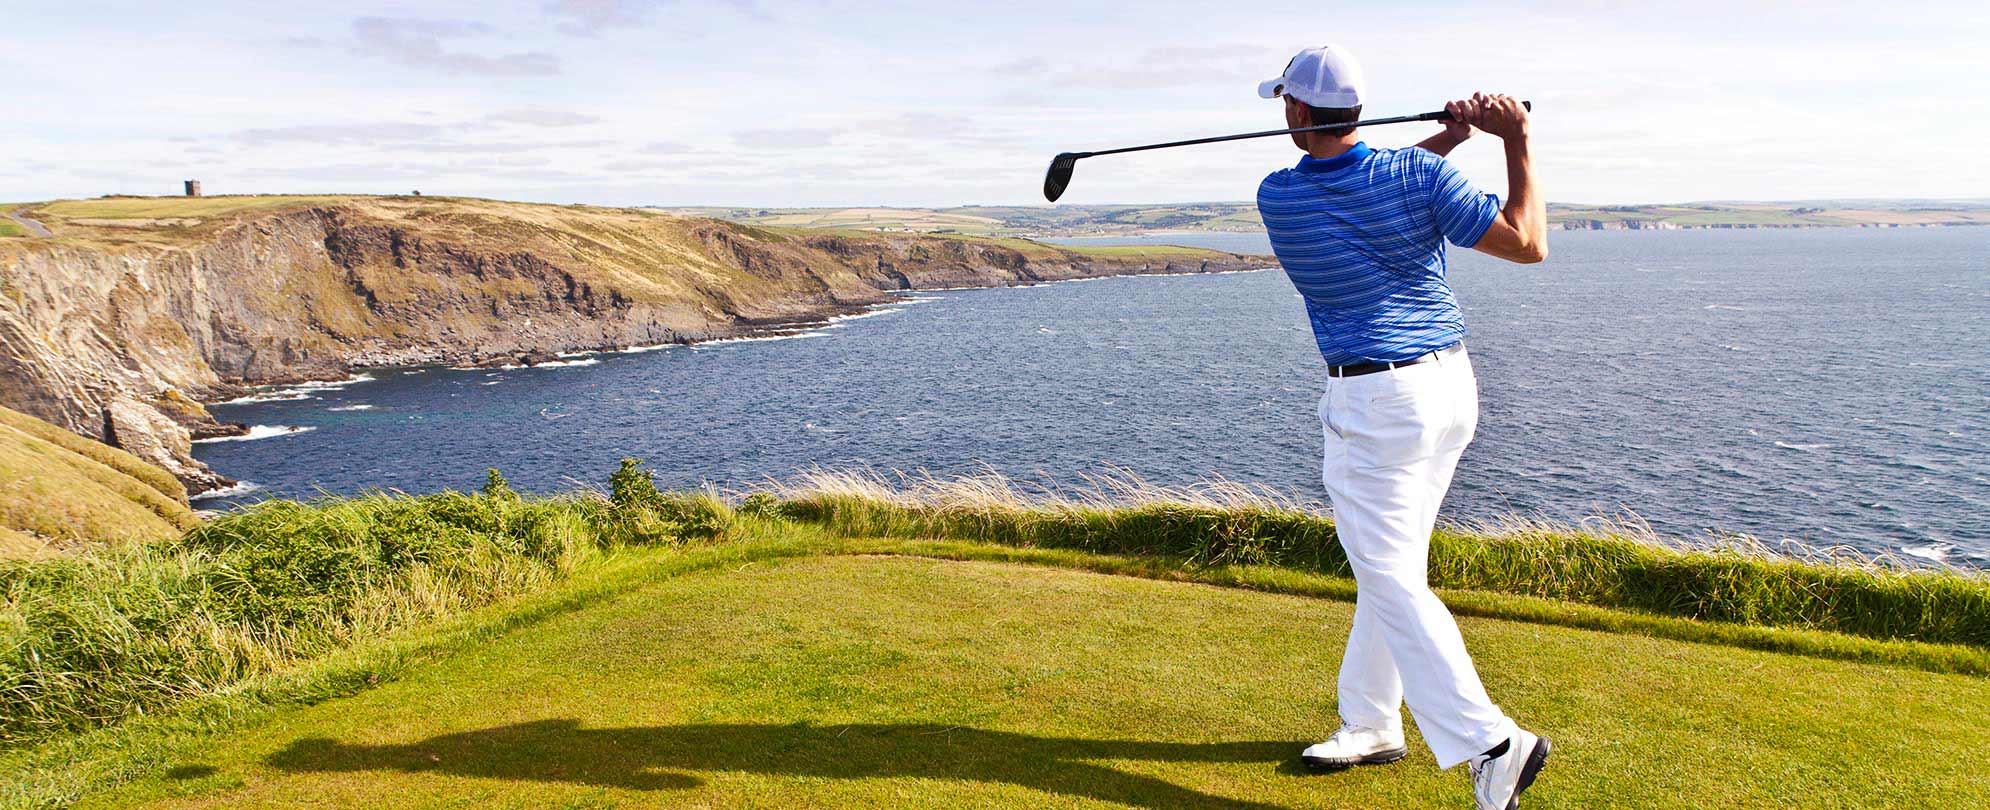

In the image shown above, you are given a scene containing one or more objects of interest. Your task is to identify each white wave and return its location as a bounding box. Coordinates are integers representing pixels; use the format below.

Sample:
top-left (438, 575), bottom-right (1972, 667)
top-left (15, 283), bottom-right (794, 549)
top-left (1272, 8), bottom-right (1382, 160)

top-left (478, 380), bottom-right (502, 386)
top-left (694, 330), bottom-right (831, 348)
top-left (474, 356), bottom-right (606, 370)
top-left (557, 350), bottom-right (598, 359)
top-left (1014, 275), bottom-right (1119, 289)
top-left (1703, 304), bottom-right (1746, 311)
top-left (528, 357), bottom-right (601, 369)
top-left (292, 373), bottom-right (376, 390)
top-left (616, 342), bottom-right (676, 353)
top-left (893, 295), bottom-right (944, 303)
top-left (193, 425), bottom-right (315, 444)
top-left (191, 480), bottom-right (262, 500)
top-left (219, 390), bottom-right (313, 405)
top-left (828, 307), bottom-right (903, 325)
top-left (222, 373), bottom-right (377, 404)
top-left (1901, 543), bottom-right (1953, 563)
top-left (326, 404), bottom-right (375, 411)
top-left (1773, 441), bottom-right (1832, 451)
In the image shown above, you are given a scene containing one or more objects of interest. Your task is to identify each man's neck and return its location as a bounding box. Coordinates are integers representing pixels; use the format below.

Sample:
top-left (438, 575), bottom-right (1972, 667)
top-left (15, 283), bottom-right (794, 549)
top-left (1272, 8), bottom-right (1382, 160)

top-left (1304, 133), bottom-right (1360, 160)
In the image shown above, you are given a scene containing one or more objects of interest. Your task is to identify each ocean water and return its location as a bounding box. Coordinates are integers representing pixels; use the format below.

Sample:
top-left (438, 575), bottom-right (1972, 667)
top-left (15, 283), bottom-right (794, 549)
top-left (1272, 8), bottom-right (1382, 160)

top-left (195, 228), bottom-right (1990, 567)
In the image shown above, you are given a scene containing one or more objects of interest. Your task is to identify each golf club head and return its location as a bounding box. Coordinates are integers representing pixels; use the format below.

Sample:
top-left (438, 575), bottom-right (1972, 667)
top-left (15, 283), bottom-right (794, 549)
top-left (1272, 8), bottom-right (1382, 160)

top-left (1043, 153), bottom-right (1080, 202)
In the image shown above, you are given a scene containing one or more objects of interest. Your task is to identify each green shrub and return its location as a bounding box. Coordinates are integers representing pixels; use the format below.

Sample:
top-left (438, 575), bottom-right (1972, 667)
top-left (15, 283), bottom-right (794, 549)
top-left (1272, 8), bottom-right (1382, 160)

top-left (481, 468), bottom-right (518, 501)
top-left (608, 458), bottom-right (660, 510)
top-left (739, 492), bottom-right (787, 520)
top-left (0, 490), bottom-right (614, 743)
top-left (599, 459), bottom-right (734, 544)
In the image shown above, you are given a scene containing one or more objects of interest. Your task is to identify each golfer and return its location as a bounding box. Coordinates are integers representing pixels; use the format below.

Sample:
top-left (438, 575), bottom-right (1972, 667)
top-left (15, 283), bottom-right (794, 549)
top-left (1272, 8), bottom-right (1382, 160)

top-left (1255, 45), bottom-right (1550, 809)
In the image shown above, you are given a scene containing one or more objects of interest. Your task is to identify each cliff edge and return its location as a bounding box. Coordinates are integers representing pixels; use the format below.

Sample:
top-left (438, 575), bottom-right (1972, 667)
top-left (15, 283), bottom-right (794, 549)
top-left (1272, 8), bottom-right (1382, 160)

top-left (0, 195), bottom-right (1265, 492)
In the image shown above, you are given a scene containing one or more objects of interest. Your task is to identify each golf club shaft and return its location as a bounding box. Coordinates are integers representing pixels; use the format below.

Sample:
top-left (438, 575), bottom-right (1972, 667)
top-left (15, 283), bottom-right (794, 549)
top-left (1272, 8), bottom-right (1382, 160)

top-left (1072, 101), bottom-right (1530, 160)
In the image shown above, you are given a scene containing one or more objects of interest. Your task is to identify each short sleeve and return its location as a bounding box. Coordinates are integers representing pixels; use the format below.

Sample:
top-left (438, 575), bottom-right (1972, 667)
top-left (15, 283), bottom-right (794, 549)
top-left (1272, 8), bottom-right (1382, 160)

top-left (1427, 155), bottom-right (1501, 248)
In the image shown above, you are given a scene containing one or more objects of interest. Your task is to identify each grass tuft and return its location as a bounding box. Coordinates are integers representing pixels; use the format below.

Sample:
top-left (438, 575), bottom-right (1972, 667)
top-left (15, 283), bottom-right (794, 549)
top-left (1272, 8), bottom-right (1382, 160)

top-left (0, 462), bottom-right (738, 746)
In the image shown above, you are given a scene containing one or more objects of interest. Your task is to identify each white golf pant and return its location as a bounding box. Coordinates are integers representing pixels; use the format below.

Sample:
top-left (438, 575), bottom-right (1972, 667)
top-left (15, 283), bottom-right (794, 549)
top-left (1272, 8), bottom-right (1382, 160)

top-left (1319, 346), bottom-right (1510, 769)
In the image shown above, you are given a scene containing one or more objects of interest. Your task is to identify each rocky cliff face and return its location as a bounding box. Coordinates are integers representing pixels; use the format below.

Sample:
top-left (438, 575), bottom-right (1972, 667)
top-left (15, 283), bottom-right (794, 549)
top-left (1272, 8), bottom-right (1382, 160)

top-left (0, 197), bottom-right (1262, 492)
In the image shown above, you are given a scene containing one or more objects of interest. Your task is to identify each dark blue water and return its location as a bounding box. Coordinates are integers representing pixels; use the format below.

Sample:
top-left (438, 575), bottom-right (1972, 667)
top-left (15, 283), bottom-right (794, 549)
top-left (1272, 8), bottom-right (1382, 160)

top-left (196, 228), bottom-right (1990, 567)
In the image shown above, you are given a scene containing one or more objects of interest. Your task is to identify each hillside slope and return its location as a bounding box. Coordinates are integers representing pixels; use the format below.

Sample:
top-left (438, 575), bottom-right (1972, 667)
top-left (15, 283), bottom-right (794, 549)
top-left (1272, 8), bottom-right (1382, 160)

top-left (0, 196), bottom-right (1263, 492)
top-left (0, 406), bottom-right (194, 556)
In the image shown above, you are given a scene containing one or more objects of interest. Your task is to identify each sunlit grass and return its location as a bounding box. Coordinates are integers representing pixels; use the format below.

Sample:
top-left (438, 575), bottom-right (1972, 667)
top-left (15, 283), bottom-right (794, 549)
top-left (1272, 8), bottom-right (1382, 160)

top-left (6, 464), bottom-right (1987, 807)
top-left (50, 551), bottom-right (1990, 810)
top-left (0, 407), bottom-right (193, 555)
top-left (33, 196), bottom-right (365, 220)
top-left (759, 467), bottom-right (1990, 649)
top-left (0, 463), bottom-right (733, 745)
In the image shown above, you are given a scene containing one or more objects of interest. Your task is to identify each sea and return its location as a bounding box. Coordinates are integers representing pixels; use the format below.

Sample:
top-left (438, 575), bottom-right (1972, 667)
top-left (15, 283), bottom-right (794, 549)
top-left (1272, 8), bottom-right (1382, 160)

top-left (194, 227), bottom-right (1990, 568)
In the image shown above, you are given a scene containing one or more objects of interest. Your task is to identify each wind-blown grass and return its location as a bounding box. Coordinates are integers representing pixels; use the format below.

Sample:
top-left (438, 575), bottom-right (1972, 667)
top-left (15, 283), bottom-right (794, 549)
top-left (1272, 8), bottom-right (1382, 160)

top-left (7, 460), bottom-right (1985, 775)
top-left (760, 468), bottom-right (1990, 649)
top-left (55, 552), bottom-right (1990, 810)
top-left (0, 462), bottom-right (733, 745)
top-left (0, 407), bottom-right (195, 555)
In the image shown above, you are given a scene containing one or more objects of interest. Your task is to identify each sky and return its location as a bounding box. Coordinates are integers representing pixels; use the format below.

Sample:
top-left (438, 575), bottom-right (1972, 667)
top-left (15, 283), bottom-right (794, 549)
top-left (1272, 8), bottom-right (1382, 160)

top-left (5, 1), bottom-right (1988, 207)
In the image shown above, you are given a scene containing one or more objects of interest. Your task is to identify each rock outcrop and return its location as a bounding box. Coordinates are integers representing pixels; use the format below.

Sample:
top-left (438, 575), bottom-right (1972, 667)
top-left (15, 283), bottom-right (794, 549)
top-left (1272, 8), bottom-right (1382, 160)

top-left (0, 196), bottom-right (1265, 492)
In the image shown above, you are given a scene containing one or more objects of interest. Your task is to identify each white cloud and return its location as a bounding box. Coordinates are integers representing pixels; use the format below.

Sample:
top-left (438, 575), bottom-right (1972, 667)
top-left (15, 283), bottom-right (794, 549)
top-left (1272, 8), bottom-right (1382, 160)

top-left (236, 122), bottom-right (445, 146)
top-left (348, 17), bottom-right (561, 76)
top-left (3, 1), bottom-right (1986, 206)
top-left (484, 108), bottom-right (602, 127)
top-left (732, 129), bottom-right (836, 149)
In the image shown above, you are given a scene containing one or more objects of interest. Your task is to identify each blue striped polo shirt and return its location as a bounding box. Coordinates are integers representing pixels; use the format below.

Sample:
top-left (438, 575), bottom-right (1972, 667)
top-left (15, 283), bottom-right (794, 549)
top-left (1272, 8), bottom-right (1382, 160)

top-left (1258, 142), bottom-right (1500, 366)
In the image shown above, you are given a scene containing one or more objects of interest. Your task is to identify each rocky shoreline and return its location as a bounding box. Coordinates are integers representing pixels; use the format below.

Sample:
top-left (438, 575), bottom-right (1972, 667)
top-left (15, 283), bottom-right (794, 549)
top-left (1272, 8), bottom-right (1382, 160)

top-left (0, 197), bottom-right (1265, 494)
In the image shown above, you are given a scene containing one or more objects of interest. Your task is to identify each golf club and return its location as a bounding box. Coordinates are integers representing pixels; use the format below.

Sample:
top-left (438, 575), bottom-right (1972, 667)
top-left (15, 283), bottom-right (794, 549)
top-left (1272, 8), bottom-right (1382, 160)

top-left (1042, 101), bottom-right (1530, 202)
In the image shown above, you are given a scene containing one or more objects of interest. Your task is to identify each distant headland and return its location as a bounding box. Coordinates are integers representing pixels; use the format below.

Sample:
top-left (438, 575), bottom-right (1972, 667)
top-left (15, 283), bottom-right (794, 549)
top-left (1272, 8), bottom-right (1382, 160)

top-left (664, 199), bottom-right (1990, 237)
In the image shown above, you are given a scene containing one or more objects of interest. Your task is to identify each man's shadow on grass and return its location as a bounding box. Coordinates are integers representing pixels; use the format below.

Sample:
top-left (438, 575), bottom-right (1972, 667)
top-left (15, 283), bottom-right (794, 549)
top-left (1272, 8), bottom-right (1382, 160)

top-left (268, 719), bottom-right (1314, 809)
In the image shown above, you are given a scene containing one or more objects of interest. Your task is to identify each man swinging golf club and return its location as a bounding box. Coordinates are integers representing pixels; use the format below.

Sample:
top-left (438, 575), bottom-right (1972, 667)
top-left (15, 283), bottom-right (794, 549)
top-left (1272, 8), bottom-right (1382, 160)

top-left (1255, 45), bottom-right (1551, 809)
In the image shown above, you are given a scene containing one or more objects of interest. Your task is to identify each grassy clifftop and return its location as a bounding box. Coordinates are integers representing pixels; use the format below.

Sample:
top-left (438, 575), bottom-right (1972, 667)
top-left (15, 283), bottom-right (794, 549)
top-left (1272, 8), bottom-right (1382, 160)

top-left (0, 407), bottom-right (194, 557)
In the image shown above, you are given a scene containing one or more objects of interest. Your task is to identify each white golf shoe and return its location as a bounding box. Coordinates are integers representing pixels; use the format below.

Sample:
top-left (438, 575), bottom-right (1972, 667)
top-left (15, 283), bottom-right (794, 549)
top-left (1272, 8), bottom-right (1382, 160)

top-left (1299, 722), bottom-right (1409, 769)
top-left (1469, 724), bottom-right (1551, 810)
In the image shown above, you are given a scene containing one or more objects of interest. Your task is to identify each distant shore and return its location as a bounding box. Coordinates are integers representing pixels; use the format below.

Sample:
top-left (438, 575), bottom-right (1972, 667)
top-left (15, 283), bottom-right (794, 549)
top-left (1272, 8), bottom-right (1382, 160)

top-left (669, 200), bottom-right (1990, 238)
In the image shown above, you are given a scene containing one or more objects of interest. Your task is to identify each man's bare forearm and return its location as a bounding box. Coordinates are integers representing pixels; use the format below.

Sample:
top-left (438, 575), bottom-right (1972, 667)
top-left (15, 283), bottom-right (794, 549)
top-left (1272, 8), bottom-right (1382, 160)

top-left (1498, 135), bottom-right (1547, 260)
top-left (1415, 130), bottom-right (1466, 157)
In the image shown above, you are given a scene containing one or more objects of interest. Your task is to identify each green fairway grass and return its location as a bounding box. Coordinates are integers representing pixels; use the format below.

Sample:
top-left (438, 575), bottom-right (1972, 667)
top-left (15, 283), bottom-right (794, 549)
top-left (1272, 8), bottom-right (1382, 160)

top-left (0, 222), bottom-right (25, 238)
top-left (58, 542), bottom-right (1990, 809)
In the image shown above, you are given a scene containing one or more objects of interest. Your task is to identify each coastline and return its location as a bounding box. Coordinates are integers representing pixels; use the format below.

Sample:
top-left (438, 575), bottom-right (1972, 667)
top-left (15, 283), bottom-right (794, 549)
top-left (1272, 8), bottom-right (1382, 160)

top-left (196, 262), bottom-right (1280, 403)
top-left (0, 196), bottom-right (1269, 495)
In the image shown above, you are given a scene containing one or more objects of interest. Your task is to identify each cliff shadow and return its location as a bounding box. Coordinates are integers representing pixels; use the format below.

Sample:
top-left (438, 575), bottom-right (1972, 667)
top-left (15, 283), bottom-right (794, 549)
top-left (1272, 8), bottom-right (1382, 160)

top-left (267, 719), bottom-right (1307, 809)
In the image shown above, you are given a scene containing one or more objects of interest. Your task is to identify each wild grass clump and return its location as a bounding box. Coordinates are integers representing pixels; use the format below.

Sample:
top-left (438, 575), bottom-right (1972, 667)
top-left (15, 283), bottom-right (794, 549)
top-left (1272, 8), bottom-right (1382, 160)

top-left (764, 468), bottom-right (1990, 649)
top-left (0, 461), bottom-right (735, 745)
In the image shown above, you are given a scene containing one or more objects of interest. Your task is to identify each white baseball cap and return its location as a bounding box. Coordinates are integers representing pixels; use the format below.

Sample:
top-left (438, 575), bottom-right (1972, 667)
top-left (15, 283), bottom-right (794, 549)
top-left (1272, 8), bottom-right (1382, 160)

top-left (1257, 45), bottom-right (1365, 108)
